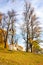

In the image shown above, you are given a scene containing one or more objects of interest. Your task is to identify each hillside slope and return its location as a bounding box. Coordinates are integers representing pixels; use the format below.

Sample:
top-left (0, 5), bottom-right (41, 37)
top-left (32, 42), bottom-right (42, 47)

top-left (0, 48), bottom-right (43, 65)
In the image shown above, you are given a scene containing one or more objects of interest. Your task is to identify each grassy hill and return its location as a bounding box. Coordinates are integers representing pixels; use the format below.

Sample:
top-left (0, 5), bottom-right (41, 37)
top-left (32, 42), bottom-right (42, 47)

top-left (0, 47), bottom-right (43, 65)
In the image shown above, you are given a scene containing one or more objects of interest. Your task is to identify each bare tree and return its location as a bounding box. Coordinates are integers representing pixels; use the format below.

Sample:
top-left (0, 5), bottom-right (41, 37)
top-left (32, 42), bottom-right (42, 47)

top-left (8, 10), bottom-right (16, 45)
top-left (0, 10), bottom-right (16, 48)
top-left (21, 1), bottom-right (41, 52)
top-left (30, 13), bottom-right (41, 52)
top-left (2, 13), bottom-right (11, 48)
top-left (20, 2), bottom-right (31, 52)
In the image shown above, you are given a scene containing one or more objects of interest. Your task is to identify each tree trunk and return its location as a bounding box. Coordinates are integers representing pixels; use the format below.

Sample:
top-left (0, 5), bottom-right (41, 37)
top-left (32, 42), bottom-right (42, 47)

top-left (4, 41), bottom-right (6, 48)
top-left (30, 44), bottom-right (32, 53)
top-left (26, 41), bottom-right (28, 52)
top-left (26, 23), bottom-right (29, 52)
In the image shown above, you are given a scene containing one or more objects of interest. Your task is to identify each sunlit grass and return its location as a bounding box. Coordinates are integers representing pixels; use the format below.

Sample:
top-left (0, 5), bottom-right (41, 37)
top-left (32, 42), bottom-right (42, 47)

top-left (0, 47), bottom-right (43, 65)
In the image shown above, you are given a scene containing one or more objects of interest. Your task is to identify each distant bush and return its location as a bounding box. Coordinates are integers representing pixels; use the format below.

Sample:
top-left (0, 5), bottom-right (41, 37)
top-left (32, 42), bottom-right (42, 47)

top-left (32, 40), bottom-right (41, 52)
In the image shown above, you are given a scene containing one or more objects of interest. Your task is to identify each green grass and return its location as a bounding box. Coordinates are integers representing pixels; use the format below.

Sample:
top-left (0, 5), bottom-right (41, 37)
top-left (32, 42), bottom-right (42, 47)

top-left (0, 47), bottom-right (43, 65)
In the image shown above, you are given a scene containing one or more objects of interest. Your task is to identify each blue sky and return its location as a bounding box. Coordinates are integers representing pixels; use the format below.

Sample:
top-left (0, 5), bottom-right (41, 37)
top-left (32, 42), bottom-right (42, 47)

top-left (0, 0), bottom-right (43, 48)
top-left (0, 0), bottom-right (43, 27)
